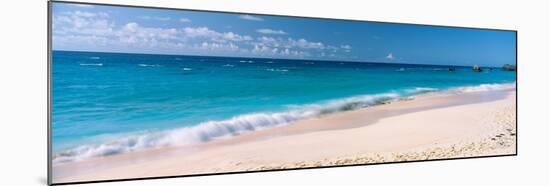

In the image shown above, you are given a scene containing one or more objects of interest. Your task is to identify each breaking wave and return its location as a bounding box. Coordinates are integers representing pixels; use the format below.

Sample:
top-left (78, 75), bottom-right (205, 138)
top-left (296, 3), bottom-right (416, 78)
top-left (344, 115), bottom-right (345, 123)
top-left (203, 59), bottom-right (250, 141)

top-left (450, 83), bottom-right (516, 93)
top-left (80, 63), bottom-right (103, 66)
top-left (266, 68), bottom-right (289, 72)
top-left (52, 82), bottom-right (515, 163)
top-left (53, 93), bottom-right (400, 163)
top-left (138, 64), bottom-right (161, 67)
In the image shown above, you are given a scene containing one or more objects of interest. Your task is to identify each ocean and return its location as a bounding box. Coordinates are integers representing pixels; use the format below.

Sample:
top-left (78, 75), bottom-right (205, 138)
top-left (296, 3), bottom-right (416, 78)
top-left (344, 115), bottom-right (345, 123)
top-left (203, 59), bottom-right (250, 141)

top-left (51, 51), bottom-right (516, 163)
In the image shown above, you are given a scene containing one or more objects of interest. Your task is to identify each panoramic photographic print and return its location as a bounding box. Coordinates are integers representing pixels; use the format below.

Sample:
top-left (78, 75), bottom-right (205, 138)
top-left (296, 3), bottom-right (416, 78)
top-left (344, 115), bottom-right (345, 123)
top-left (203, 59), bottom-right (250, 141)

top-left (49, 2), bottom-right (517, 184)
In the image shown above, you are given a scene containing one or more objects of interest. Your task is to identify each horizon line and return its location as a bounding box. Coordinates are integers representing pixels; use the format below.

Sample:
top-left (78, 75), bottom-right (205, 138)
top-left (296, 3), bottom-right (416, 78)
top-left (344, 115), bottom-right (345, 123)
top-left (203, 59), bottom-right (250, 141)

top-left (51, 49), bottom-right (513, 68)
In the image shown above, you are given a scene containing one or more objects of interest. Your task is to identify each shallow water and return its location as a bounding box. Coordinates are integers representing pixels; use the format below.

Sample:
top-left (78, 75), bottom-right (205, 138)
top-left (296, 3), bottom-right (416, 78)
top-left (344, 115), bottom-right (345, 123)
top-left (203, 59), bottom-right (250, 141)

top-left (52, 50), bottom-right (516, 162)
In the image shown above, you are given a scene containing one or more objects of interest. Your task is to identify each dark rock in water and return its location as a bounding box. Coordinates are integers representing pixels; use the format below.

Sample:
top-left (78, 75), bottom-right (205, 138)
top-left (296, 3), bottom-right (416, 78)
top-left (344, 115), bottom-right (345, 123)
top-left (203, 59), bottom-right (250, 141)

top-left (472, 65), bottom-right (483, 72)
top-left (502, 64), bottom-right (516, 71)
top-left (448, 67), bottom-right (456, 71)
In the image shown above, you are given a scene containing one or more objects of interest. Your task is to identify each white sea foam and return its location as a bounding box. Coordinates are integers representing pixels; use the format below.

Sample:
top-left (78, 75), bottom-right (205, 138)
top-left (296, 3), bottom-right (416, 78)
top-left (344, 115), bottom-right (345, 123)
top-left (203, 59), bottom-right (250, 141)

top-left (80, 63), bottom-right (103, 66)
top-left (266, 68), bottom-right (289, 72)
top-left (138, 64), bottom-right (161, 67)
top-left (53, 93), bottom-right (400, 163)
top-left (53, 83), bottom-right (515, 163)
top-left (89, 57), bottom-right (100, 60)
top-left (450, 83), bottom-right (516, 93)
top-left (402, 83), bottom-right (515, 95)
top-left (182, 68), bottom-right (192, 71)
top-left (405, 87), bottom-right (439, 94)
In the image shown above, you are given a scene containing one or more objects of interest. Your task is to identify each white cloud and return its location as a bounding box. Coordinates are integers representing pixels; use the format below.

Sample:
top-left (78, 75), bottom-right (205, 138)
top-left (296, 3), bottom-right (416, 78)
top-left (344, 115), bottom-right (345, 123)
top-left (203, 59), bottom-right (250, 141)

top-left (252, 44), bottom-right (271, 53)
top-left (252, 44), bottom-right (307, 57)
top-left (53, 10), bottom-right (349, 59)
top-left (179, 18), bottom-right (191, 23)
top-left (257, 36), bottom-right (278, 45)
top-left (73, 11), bottom-right (101, 18)
top-left (197, 42), bottom-right (240, 51)
top-left (117, 22), bottom-right (180, 47)
top-left (120, 23), bottom-right (178, 39)
top-left (224, 32), bottom-right (253, 41)
top-left (122, 22), bottom-right (139, 32)
top-left (53, 11), bottom-right (114, 36)
top-left (386, 53), bottom-right (394, 60)
top-left (239, 15), bottom-right (263, 21)
top-left (340, 45), bottom-right (352, 52)
top-left (139, 16), bottom-right (171, 21)
top-left (183, 27), bottom-right (218, 37)
top-left (340, 45), bottom-right (352, 49)
top-left (254, 37), bottom-right (326, 50)
top-left (183, 27), bottom-right (253, 42)
top-left (256, 28), bottom-right (287, 35)
top-left (291, 38), bottom-right (325, 49)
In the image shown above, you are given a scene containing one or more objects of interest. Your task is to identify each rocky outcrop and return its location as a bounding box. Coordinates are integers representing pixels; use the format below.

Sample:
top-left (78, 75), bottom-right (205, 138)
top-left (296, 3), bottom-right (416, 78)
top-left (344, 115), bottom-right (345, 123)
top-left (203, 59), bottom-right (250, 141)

top-left (472, 65), bottom-right (483, 72)
top-left (502, 64), bottom-right (516, 71)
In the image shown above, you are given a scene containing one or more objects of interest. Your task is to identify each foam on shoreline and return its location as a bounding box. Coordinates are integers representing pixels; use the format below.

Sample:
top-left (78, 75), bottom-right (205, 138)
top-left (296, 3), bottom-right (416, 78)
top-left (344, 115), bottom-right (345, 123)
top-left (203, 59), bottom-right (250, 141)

top-left (53, 82), bottom-right (516, 164)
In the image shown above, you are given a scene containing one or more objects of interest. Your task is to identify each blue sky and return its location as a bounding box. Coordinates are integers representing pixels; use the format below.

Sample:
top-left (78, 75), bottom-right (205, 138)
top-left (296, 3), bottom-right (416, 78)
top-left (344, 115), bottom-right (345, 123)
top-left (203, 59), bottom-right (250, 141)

top-left (52, 2), bottom-right (516, 67)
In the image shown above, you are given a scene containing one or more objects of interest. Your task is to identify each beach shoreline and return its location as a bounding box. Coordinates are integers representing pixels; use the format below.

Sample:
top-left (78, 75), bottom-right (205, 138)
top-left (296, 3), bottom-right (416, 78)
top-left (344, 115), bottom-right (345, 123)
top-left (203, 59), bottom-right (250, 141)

top-left (52, 88), bottom-right (516, 183)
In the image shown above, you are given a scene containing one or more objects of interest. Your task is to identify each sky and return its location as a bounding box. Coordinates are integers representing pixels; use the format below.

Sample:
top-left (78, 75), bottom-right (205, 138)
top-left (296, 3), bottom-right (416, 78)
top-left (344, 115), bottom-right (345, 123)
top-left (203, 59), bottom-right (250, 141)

top-left (52, 2), bottom-right (516, 67)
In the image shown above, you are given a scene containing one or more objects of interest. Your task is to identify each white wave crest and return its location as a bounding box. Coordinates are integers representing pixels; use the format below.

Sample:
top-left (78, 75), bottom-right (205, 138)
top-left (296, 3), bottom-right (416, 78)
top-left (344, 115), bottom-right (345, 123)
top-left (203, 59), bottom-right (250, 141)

top-left (53, 93), bottom-right (399, 163)
top-left (138, 64), bottom-right (161, 67)
top-left (53, 83), bottom-right (515, 163)
top-left (450, 83), bottom-right (516, 93)
top-left (405, 87), bottom-right (439, 94)
top-left (80, 63), bottom-right (103, 66)
top-left (266, 68), bottom-right (289, 72)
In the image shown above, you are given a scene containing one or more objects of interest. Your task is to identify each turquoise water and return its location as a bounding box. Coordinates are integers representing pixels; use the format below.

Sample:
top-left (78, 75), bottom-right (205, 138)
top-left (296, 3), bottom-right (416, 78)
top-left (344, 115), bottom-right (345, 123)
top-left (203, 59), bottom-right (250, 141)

top-left (52, 51), bottom-right (516, 162)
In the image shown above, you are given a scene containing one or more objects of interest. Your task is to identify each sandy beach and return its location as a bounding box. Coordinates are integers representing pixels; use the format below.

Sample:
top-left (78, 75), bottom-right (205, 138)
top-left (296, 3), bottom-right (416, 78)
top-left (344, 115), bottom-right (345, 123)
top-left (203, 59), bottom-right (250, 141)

top-left (53, 89), bottom-right (516, 183)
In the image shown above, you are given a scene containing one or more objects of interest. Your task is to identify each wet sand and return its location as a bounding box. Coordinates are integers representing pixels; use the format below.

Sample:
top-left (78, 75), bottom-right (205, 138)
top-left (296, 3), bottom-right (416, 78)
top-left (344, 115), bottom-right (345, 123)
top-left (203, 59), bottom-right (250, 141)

top-left (53, 89), bottom-right (516, 183)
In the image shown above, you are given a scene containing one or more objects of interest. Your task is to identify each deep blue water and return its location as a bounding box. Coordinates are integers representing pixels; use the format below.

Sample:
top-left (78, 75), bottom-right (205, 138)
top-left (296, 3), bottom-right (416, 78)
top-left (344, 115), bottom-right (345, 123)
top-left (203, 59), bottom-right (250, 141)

top-left (51, 51), bottom-right (516, 162)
